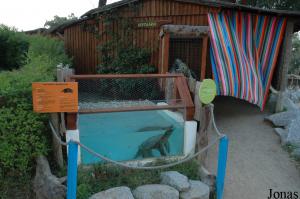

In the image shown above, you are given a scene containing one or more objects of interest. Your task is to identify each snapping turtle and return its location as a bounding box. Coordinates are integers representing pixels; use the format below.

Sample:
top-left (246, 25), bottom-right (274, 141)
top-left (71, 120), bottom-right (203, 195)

top-left (135, 126), bottom-right (174, 158)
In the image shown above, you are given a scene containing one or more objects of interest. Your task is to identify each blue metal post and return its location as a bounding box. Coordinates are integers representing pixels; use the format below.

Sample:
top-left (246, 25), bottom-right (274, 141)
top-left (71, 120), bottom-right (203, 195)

top-left (216, 136), bottom-right (229, 199)
top-left (67, 141), bottom-right (78, 199)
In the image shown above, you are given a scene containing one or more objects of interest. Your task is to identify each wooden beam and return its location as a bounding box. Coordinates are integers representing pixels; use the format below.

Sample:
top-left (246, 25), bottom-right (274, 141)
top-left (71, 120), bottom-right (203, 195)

top-left (175, 76), bottom-right (195, 120)
top-left (79, 104), bottom-right (186, 114)
top-left (275, 20), bottom-right (294, 112)
top-left (69, 73), bottom-right (184, 80)
top-left (201, 36), bottom-right (208, 81)
top-left (161, 25), bottom-right (209, 38)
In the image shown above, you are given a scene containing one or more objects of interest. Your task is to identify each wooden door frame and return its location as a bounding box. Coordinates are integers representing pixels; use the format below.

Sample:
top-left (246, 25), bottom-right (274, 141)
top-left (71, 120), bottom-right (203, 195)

top-left (159, 25), bottom-right (209, 81)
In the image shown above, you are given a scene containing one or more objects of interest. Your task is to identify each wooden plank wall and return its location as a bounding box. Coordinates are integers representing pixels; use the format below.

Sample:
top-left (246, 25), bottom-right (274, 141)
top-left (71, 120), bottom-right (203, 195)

top-left (64, 0), bottom-right (220, 74)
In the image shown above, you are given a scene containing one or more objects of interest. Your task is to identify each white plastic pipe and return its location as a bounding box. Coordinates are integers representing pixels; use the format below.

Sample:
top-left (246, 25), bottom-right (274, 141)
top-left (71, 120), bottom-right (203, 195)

top-left (184, 121), bottom-right (197, 156)
top-left (66, 129), bottom-right (81, 165)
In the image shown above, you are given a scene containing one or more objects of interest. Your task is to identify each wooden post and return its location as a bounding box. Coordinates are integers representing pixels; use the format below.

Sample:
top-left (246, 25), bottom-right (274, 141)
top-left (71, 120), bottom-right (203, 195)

top-left (50, 114), bottom-right (64, 168)
top-left (161, 33), bottom-right (170, 74)
top-left (197, 105), bottom-right (211, 165)
top-left (48, 66), bottom-right (75, 168)
top-left (201, 35), bottom-right (208, 81)
top-left (193, 81), bottom-right (202, 121)
top-left (49, 66), bottom-right (75, 168)
top-left (275, 20), bottom-right (294, 112)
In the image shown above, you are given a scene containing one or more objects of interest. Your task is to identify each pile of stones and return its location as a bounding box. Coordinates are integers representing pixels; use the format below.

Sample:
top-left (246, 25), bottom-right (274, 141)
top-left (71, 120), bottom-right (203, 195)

top-left (266, 89), bottom-right (300, 158)
top-left (89, 171), bottom-right (210, 199)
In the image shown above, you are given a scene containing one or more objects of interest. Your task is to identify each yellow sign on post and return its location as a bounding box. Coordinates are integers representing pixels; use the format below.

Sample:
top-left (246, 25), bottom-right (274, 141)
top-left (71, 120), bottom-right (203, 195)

top-left (199, 79), bottom-right (217, 104)
top-left (32, 82), bottom-right (78, 113)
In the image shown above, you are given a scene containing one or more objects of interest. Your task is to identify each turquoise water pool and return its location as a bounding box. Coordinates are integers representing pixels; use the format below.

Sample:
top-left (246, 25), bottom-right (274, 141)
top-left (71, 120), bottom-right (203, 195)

top-left (78, 110), bottom-right (184, 164)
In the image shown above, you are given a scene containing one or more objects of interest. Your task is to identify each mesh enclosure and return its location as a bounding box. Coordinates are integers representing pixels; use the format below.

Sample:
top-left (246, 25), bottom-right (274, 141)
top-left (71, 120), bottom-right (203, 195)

top-left (69, 74), bottom-right (189, 114)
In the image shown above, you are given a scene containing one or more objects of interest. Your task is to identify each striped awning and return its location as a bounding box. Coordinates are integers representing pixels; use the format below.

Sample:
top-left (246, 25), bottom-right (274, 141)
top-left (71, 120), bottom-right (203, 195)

top-left (208, 11), bottom-right (286, 110)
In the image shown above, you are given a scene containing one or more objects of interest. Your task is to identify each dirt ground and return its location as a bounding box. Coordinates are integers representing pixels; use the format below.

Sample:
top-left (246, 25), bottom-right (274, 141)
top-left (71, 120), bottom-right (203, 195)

top-left (206, 97), bottom-right (300, 199)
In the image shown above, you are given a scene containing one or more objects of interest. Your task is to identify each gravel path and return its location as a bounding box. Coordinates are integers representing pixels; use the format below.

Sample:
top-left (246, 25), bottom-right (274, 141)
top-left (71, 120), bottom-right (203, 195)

top-left (206, 97), bottom-right (300, 199)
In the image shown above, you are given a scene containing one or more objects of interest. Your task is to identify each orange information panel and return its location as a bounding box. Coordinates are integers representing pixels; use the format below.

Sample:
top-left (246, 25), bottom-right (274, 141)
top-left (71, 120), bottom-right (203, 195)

top-left (32, 82), bottom-right (78, 113)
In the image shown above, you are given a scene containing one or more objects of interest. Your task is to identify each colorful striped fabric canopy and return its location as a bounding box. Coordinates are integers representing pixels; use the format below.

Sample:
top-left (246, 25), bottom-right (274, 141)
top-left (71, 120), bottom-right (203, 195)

top-left (208, 11), bottom-right (286, 110)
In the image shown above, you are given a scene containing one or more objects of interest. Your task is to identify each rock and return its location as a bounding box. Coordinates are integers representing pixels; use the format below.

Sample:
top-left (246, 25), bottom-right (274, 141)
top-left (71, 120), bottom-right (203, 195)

top-left (283, 96), bottom-right (298, 111)
top-left (286, 119), bottom-right (300, 147)
top-left (180, 180), bottom-right (210, 199)
top-left (89, 187), bottom-right (134, 199)
top-left (33, 156), bottom-right (66, 199)
top-left (160, 171), bottom-right (190, 191)
top-left (198, 166), bottom-right (216, 193)
top-left (265, 110), bottom-right (300, 127)
top-left (201, 175), bottom-right (216, 194)
top-left (274, 128), bottom-right (288, 145)
top-left (295, 90), bottom-right (300, 101)
top-left (133, 184), bottom-right (179, 199)
top-left (290, 92), bottom-right (299, 103)
top-left (291, 148), bottom-right (300, 158)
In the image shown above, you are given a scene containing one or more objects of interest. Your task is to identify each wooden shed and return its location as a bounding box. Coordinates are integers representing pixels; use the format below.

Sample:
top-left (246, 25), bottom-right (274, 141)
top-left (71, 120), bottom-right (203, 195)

top-left (53, 0), bottom-right (300, 110)
top-left (54, 0), bottom-right (300, 74)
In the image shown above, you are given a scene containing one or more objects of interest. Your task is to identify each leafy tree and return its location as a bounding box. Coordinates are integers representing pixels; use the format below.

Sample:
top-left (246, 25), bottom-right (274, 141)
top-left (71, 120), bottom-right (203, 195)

top-left (290, 33), bottom-right (300, 74)
top-left (0, 25), bottom-right (29, 70)
top-left (44, 13), bottom-right (77, 29)
top-left (239, 0), bottom-right (300, 10)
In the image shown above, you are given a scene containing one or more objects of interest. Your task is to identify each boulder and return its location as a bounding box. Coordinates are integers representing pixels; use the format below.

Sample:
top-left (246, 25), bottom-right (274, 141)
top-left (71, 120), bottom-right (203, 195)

top-left (286, 119), bottom-right (300, 147)
top-left (33, 156), bottom-right (66, 199)
top-left (274, 128), bottom-right (288, 145)
top-left (198, 166), bottom-right (216, 193)
top-left (160, 171), bottom-right (190, 191)
top-left (89, 187), bottom-right (134, 199)
top-left (294, 90), bottom-right (300, 101)
top-left (283, 96), bottom-right (298, 111)
top-left (265, 110), bottom-right (300, 127)
top-left (180, 180), bottom-right (209, 199)
top-left (133, 184), bottom-right (179, 199)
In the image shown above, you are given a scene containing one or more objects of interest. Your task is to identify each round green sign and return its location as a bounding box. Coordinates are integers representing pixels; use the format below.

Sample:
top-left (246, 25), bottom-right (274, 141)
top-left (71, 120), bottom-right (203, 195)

top-left (199, 79), bottom-right (217, 104)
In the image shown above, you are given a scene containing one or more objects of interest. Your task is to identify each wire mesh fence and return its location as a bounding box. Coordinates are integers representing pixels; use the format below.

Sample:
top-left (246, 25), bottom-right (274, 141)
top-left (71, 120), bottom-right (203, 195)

top-left (69, 74), bottom-right (189, 114)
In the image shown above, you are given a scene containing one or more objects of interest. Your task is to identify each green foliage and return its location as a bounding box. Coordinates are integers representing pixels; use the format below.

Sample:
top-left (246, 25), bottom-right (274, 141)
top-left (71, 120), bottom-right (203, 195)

top-left (98, 46), bottom-right (156, 74)
top-left (0, 33), bottom-right (71, 180)
top-left (96, 14), bottom-right (159, 100)
top-left (74, 160), bottom-right (200, 199)
top-left (0, 100), bottom-right (48, 175)
top-left (0, 24), bottom-right (29, 70)
top-left (44, 13), bottom-right (77, 29)
top-left (238, 0), bottom-right (300, 10)
top-left (95, 8), bottom-right (156, 75)
top-left (290, 33), bottom-right (300, 74)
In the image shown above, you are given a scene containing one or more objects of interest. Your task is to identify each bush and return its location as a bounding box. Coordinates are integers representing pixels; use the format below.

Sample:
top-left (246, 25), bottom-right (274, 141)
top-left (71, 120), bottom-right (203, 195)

top-left (0, 99), bottom-right (48, 175)
top-left (98, 46), bottom-right (156, 74)
top-left (0, 25), bottom-right (29, 70)
top-left (97, 46), bottom-right (160, 100)
top-left (0, 33), bottom-right (71, 178)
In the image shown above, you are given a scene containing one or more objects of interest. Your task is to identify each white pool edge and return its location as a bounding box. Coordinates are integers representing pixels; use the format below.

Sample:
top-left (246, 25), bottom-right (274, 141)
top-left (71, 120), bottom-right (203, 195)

top-left (68, 104), bottom-right (198, 165)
